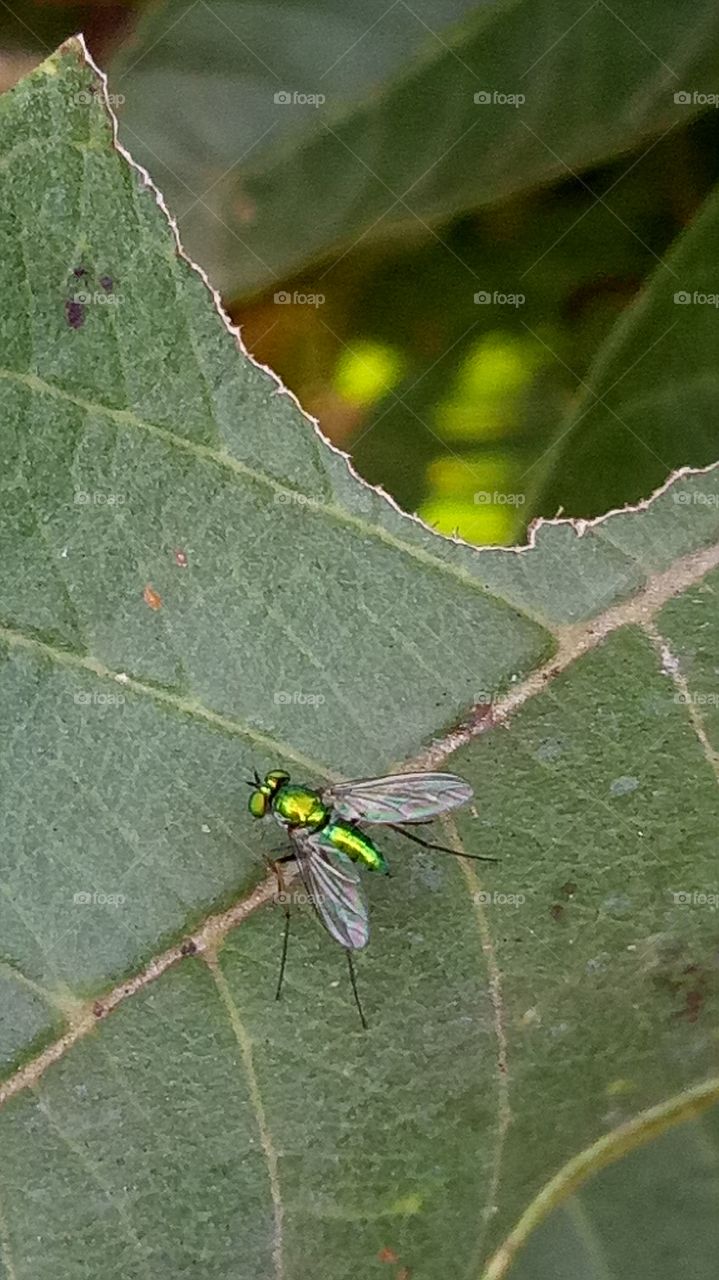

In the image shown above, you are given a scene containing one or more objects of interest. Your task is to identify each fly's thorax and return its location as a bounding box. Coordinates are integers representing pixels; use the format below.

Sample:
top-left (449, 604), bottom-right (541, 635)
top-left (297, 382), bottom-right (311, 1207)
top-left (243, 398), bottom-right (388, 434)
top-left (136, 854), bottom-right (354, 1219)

top-left (273, 784), bottom-right (328, 830)
top-left (326, 820), bottom-right (388, 873)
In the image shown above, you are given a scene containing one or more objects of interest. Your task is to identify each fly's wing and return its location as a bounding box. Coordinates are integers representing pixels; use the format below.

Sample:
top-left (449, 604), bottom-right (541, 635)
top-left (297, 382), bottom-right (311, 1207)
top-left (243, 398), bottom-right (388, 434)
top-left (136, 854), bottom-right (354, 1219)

top-left (323, 771), bottom-right (473, 825)
top-left (290, 829), bottom-right (370, 950)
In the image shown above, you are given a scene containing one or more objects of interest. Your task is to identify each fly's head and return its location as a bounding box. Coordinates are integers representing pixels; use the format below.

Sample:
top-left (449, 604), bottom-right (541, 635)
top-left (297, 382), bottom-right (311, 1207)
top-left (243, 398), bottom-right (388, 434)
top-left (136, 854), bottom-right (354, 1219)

top-left (247, 769), bottom-right (290, 819)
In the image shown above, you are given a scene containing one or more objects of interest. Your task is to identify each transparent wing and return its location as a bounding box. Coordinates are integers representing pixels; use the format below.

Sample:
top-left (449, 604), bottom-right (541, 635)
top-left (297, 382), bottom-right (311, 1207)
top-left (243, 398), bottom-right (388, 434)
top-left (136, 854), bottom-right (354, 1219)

top-left (291, 829), bottom-right (370, 950)
top-left (323, 771), bottom-right (472, 825)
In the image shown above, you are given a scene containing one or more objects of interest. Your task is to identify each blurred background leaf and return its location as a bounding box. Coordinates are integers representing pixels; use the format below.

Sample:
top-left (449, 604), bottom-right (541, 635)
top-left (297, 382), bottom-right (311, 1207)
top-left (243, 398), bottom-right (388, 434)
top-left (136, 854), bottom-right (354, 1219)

top-left (108, 0), bottom-right (719, 297)
top-left (533, 180), bottom-right (719, 517)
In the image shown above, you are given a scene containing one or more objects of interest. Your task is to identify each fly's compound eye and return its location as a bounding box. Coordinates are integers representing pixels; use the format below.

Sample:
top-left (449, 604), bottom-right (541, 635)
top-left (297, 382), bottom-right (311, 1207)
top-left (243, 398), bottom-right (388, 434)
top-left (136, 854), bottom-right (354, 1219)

top-left (265, 770), bottom-right (290, 792)
top-left (248, 791), bottom-right (268, 819)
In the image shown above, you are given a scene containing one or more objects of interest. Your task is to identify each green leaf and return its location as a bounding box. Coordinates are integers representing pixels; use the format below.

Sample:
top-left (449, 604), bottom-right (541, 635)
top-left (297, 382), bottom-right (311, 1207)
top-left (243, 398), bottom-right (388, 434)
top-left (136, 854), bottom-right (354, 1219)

top-left (532, 182), bottom-right (719, 518)
top-left (1, 41), bottom-right (719, 1280)
top-left (109, 0), bottom-right (719, 296)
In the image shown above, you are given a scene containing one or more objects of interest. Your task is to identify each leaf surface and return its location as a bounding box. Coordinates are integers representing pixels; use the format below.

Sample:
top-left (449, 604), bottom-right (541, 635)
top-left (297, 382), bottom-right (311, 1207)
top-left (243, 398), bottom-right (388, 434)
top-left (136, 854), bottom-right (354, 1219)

top-left (0, 44), bottom-right (718, 1280)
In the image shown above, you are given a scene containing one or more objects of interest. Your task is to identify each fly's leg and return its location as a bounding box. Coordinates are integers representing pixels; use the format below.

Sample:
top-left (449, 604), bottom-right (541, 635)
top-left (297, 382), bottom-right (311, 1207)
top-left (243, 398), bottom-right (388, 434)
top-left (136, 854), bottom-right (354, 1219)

top-left (265, 854), bottom-right (293, 1001)
top-left (387, 822), bottom-right (498, 862)
top-left (275, 907), bottom-right (291, 1002)
top-left (346, 950), bottom-right (368, 1030)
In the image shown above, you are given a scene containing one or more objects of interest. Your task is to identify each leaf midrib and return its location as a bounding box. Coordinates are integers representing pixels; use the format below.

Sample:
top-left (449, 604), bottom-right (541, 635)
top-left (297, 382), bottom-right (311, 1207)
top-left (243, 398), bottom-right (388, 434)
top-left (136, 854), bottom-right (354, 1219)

top-left (3, 527), bottom-right (719, 1108)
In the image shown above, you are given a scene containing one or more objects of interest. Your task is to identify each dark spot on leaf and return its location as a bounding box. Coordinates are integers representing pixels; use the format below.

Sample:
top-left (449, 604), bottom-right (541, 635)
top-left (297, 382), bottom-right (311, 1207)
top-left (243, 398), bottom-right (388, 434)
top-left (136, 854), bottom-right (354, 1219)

top-left (180, 939), bottom-right (197, 956)
top-left (65, 299), bottom-right (85, 329)
top-left (93, 1001), bottom-right (105, 1018)
top-left (550, 903), bottom-right (564, 922)
top-left (560, 881), bottom-right (577, 900)
top-left (682, 988), bottom-right (705, 1022)
top-left (72, 266), bottom-right (88, 278)
top-left (99, 274), bottom-right (114, 292)
top-left (651, 948), bottom-right (712, 1022)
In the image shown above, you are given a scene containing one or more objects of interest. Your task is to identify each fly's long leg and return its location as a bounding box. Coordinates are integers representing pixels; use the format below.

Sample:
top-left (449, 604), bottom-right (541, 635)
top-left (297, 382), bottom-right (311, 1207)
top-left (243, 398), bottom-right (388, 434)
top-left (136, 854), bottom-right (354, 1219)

top-left (276, 908), bottom-right (291, 1002)
top-left (388, 822), bottom-right (498, 862)
top-left (266, 855), bottom-right (293, 1001)
top-left (346, 950), bottom-right (368, 1030)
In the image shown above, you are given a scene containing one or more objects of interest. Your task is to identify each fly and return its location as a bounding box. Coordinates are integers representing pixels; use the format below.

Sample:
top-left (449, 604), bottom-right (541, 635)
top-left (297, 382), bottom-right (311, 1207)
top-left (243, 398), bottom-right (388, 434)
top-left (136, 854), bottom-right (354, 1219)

top-left (247, 769), bottom-right (496, 1028)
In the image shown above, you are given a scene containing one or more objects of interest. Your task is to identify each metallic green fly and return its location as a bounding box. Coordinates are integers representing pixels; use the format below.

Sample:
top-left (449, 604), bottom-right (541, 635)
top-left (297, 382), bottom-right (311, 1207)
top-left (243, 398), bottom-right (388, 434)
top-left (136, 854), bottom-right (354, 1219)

top-left (247, 769), bottom-right (496, 1027)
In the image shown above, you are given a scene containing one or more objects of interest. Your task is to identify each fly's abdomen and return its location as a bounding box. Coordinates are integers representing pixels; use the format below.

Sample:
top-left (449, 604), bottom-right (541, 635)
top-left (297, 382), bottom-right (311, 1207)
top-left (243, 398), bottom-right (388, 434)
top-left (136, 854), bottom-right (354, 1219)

top-left (326, 821), bottom-right (388, 873)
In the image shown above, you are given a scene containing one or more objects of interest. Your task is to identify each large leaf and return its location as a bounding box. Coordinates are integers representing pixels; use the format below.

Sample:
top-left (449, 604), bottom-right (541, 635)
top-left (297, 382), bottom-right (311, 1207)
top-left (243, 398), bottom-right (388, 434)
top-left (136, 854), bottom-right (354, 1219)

top-left (110, 0), bottom-right (719, 296)
top-left (1, 42), bottom-right (719, 1280)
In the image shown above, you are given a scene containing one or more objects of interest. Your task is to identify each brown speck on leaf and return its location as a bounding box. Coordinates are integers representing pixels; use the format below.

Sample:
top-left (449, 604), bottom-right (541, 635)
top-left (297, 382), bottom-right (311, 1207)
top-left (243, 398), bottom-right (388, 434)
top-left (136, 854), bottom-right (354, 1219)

top-left (143, 584), bottom-right (162, 610)
top-left (180, 939), bottom-right (197, 956)
top-left (396, 1268), bottom-right (411, 1280)
top-left (65, 299), bottom-right (85, 329)
top-left (99, 274), bottom-right (114, 292)
top-left (550, 904), bottom-right (564, 922)
top-left (377, 1248), bottom-right (399, 1264)
top-left (559, 881), bottom-right (577, 900)
top-left (93, 1001), bottom-right (105, 1018)
top-left (233, 189), bottom-right (256, 224)
top-left (652, 952), bottom-right (710, 1023)
top-left (174, 549), bottom-right (188, 568)
top-left (683, 989), bottom-right (704, 1022)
